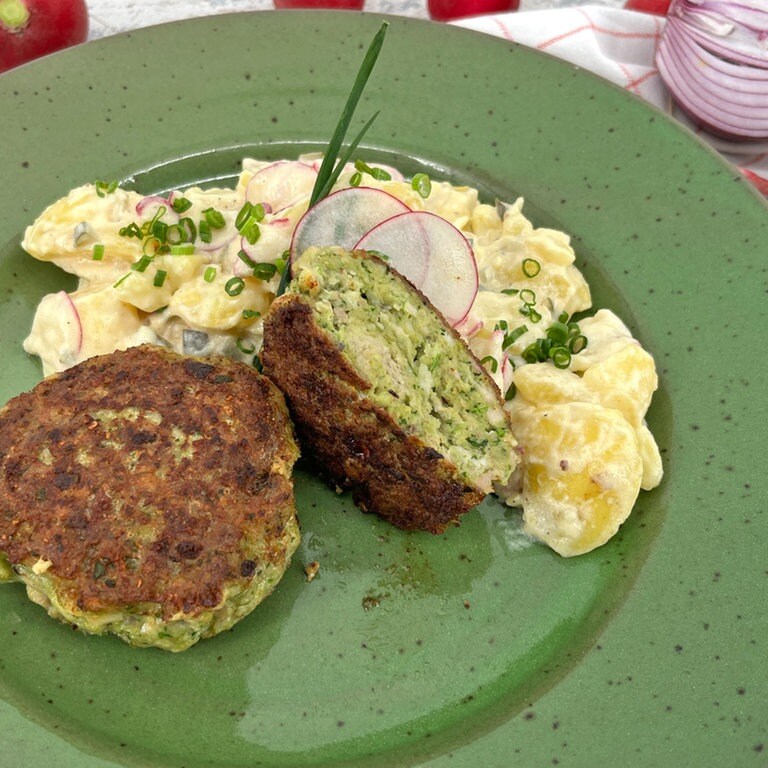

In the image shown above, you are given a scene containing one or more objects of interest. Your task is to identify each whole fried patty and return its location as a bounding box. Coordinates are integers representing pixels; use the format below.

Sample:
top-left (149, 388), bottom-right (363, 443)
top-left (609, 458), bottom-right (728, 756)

top-left (262, 247), bottom-right (518, 534)
top-left (0, 345), bottom-right (300, 651)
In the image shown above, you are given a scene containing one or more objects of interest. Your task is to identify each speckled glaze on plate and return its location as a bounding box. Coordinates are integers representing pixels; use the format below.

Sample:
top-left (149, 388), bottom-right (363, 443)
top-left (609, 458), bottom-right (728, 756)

top-left (0, 11), bottom-right (765, 768)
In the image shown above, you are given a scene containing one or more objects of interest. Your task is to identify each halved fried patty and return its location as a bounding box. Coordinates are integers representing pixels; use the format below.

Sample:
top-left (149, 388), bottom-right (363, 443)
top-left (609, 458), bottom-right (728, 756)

top-left (0, 345), bottom-right (300, 651)
top-left (262, 247), bottom-right (518, 533)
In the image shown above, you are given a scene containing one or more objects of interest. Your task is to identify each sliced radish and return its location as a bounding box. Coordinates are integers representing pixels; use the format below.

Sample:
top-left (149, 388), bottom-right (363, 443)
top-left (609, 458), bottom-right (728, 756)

top-left (290, 186), bottom-right (410, 263)
top-left (355, 211), bottom-right (478, 327)
top-left (500, 355), bottom-right (514, 395)
top-left (246, 161), bottom-right (317, 213)
top-left (454, 311), bottom-right (484, 339)
top-left (233, 222), bottom-right (292, 277)
top-left (136, 195), bottom-right (179, 225)
top-left (198, 230), bottom-right (236, 254)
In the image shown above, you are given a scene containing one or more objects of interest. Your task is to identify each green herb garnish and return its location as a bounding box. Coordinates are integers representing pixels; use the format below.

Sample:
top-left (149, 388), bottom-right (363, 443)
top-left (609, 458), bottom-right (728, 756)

top-left (309, 23), bottom-right (388, 208)
top-left (171, 196), bottom-right (192, 213)
top-left (274, 23), bottom-right (389, 298)
top-left (95, 180), bottom-right (118, 198)
top-left (411, 173), bottom-right (431, 199)
top-left (522, 258), bottom-right (541, 278)
top-left (225, 277), bottom-right (245, 296)
top-left (480, 355), bottom-right (498, 374)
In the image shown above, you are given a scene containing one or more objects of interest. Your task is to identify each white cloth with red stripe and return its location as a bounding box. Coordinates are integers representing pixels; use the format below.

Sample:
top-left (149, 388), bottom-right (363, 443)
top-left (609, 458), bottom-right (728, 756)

top-left (455, 6), bottom-right (768, 193)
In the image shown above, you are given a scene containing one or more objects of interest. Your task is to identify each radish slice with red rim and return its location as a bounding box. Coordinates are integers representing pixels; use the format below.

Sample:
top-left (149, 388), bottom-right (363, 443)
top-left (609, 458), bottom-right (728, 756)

top-left (454, 311), bottom-right (484, 339)
top-left (246, 161), bottom-right (318, 213)
top-left (233, 221), bottom-right (293, 277)
top-left (135, 195), bottom-right (179, 225)
top-left (355, 210), bottom-right (478, 327)
top-left (290, 186), bottom-right (410, 262)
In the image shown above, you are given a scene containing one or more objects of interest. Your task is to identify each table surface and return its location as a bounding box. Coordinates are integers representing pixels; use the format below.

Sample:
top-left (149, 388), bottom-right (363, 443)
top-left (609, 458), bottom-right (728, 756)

top-left (85, 0), bottom-right (624, 39)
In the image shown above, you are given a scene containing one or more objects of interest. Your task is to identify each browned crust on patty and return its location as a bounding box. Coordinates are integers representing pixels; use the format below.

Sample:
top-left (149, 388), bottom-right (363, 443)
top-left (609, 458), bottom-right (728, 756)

top-left (0, 345), bottom-right (299, 618)
top-left (261, 294), bottom-right (484, 534)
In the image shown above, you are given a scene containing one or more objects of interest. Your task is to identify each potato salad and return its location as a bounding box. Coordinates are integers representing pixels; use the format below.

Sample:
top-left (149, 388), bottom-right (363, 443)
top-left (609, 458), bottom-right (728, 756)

top-left (21, 155), bottom-right (663, 557)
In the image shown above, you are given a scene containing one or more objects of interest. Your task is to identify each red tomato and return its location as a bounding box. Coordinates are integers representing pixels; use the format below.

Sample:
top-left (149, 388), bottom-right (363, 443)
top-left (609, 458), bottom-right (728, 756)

top-left (623, 0), bottom-right (671, 15)
top-left (428, 0), bottom-right (520, 21)
top-left (0, 0), bottom-right (88, 73)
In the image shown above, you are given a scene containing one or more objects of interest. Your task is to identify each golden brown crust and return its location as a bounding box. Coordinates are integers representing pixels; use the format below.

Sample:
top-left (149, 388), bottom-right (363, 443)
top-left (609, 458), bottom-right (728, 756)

top-left (0, 345), bottom-right (299, 618)
top-left (261, 294), bottom-right (484, 534)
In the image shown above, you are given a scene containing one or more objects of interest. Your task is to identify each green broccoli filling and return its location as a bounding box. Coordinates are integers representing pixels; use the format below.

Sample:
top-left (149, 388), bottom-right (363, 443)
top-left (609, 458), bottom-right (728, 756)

top-left (292, 247), bottom-right (516, 491)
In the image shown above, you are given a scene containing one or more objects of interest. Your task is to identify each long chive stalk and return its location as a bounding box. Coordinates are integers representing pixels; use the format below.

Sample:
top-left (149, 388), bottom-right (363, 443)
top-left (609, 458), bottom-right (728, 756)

top-left (275, 21), bottom-right (389, 297)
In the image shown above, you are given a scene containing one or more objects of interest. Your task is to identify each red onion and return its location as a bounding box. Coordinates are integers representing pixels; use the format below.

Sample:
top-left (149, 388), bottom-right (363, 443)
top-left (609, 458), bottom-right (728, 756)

top-left (656, 0), bottom-right (768, 140)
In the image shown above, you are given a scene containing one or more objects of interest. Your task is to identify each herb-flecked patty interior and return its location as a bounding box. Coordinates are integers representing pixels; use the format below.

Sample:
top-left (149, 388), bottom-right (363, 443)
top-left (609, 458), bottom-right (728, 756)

top-left (289, 247), bottom-right (517, 492)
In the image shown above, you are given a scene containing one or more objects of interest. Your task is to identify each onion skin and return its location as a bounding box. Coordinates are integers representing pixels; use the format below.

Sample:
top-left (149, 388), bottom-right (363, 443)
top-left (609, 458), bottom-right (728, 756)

top-left (0, 0), bottom-right (88, 73)
top-left (656, 0), bottom-right (768, 140)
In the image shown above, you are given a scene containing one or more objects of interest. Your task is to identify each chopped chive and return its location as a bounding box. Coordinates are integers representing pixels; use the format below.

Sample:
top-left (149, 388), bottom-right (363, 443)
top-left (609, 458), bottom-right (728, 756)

top-left (225, 277), bottom-right (245, 296)
top-left (240, 216), bottom-right (261, 245)
top-left (242, 309), bottom-right (261, 320)
top-left (113, 273), bottom-right (130, 288)
top-left (203, 207), bottom-right (226, 229)
top-left (354, 159), bottom-right (391, 181)
top-left (546, 321), bottom-right (569, 345)
top-left (142, 237), bottom-right (162, 258)
top-left (520, 303), bottom-right (542, 323)
top-left (153, 269), bottom-right (168, 288)
top-left (480, 355), bottom-right (498, 374)
top-left (501, 288), bottom-right (519, 297)
top-left (522, 344), bottom-right (540, 364)
top-left (152, 219), bottom-right (168, 242)
top-left (236, 338), bottom-right (256, 354)
top-left (503, 325), bottom-right (528, 349)
top-left (519, 288), bottom-right (536, 305)
top-left (165, 224), bottom-right (185, 245)
top-left (203, 266), bottom-right (217, 283)
top-left (92, 244), bottom-right (105, 261)
top-left (199, 220), bottom-right (212, 243)
top-left (494, 319), bottom-right (509, 332)
top-left (349, 171), bottom-right (363, 187)
top-left (569, 334), bottom-right (588, 354)
top-left (252, 354), bottom-right (263, 373)
top-left (235, 202), bottom-right (254, 230)
top-left (551, 346), bottom-right (572, 369)
top-left (170, 244), bottom-right (195, 255)
top-left (148, 205), bottom-right (167, 226)
top-left (238, 249), bottom-right (258, 270)
top-left (178, 216), bottom-right (197, 242)
top-left (522, 258), bottom-right (541, 278)
top-left (132, 254), bottom-right (153, 273)
top-left (171, 196), bottom-right (192, 213)
top-left (504, 383), bottom-right (517, 401)
top-left (252, 263), bottom-right (278, 281)
top-left (119, 222), bottom-right (143, 240)
top-left (411, 173), bottom-right (431, 199)
top-left (95, 180), bottom-right (118, 197)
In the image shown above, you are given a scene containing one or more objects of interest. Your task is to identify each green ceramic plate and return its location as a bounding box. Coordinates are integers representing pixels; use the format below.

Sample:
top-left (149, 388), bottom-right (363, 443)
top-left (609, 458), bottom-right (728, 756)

top-left (0, 11), bottom-right (765, 768)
